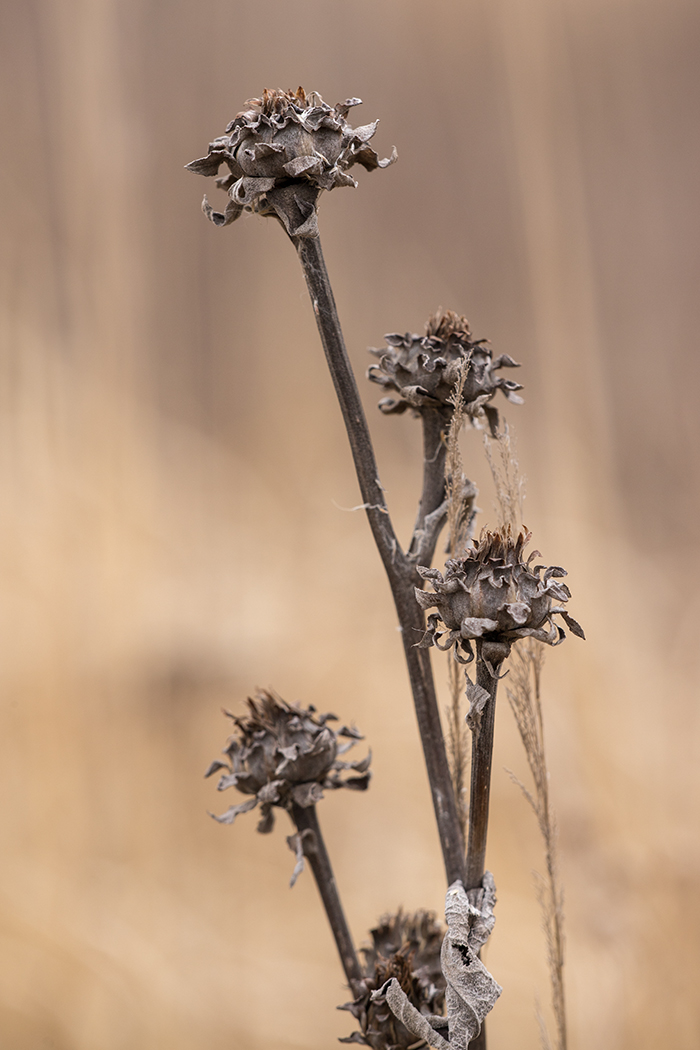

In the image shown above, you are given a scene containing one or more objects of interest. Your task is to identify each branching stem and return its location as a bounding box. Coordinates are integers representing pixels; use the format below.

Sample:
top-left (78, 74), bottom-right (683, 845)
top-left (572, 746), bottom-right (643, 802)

top-left (293, 233), bottom-right (465, 887)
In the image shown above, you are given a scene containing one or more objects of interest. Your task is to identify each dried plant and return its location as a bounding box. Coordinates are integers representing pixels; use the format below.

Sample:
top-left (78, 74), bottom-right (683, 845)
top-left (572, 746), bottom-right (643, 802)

top-left (506, 642), bottom-right (567, 1050)
top-left (416, 528), bottom-right (584, 665)
top-left (339, 910), bottom-right (446, 1048)
top-left (206, 690), bottom-right (370, 834)
top-left (186, 87), bottom-right (396, 236)
top-left (188, 87), bottom-right (585, 1050)
top-left (205, 690), bottom-right (371, 994)
top-left (367, 310), bottom-right (522, 427)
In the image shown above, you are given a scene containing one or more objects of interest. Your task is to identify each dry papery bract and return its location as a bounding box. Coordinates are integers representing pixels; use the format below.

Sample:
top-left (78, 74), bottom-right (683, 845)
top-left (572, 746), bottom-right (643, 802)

top-left (416, 527), bottom-right (585, 670)
top-left (205, 689), bottom-right (370, 834)
top-left (186, 87), bottom-right (397, 237)
top-left (367, 310), bottom-right (523, 432)
top-left (363, 879), bottom-right (502, 1050)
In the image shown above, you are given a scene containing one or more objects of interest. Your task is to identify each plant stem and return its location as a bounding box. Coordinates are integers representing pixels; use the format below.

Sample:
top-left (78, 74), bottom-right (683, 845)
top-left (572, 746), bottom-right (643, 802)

top-left (469, 1025), bottom-right (487, 1050)
top-left (294, 235), bottom-right (399, 568)
top-left (290, 802), bottom-right (364, 998)
top-left (465, 657), bottom-right (501, 891)
top-left (447, 655), bottom-right (469, 844)
top-left (408, 408), bottom-right (448, 566)
top-left (293, 233), bottom-right (465, 886)
top-left (464, 656), bottom-right (501, 1050)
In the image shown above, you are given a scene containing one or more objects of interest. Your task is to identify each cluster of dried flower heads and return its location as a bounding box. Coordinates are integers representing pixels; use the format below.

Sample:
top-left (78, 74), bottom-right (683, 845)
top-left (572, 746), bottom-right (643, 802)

top-left (191, 86), bottom-right (584, 1050)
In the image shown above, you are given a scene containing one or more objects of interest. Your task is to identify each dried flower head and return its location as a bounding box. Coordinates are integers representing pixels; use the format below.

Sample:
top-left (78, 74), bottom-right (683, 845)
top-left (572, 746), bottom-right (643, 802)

top-left (367, 310), bottom-right (523, 429)
top-left (416, 527), bottom-right (585, 667)
top-left (340, 910), bottom-right (446, 1049)
top-left (186, 87), bottom-right (396, 238)
top-left (205, 689), bottom-right (370, 833)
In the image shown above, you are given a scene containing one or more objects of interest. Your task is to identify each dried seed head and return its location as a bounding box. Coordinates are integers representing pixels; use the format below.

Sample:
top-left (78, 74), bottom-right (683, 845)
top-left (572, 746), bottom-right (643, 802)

top-left (205, 689), bottom-right (370, 833)
top-left (186, 88), bottom-right (396, 238)
top-left (416, 527), bottom-right (585, 667)
top-left (367, 309), bottom-right (523, 429)
top-left (340, 910), bottom-right (446, 1049)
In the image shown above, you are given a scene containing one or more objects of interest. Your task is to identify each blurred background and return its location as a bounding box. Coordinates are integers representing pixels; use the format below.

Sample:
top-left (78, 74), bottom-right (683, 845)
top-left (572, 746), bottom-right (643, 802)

top-left (1, 0), bottom-right (699, 1046)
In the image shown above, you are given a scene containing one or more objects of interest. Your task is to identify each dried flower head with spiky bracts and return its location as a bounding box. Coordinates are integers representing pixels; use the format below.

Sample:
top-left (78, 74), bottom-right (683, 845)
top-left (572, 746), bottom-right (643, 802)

top-left (186, 87), bottom-right (397, 238)
top-left (339, 910), bottom-right (447, 1049)
top-left (416, 527), bottom-right (585, 669)
top-left (205, 689), bottom-right (371, 834)
top-left (367, 309), bottom-right (523, 432)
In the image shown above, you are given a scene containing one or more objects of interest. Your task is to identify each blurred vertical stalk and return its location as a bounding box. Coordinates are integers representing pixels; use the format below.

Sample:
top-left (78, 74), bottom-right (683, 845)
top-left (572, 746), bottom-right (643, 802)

top-left (293, 232), bottom-right (466, 888)
top-left (507, 641), bottom-right (568, 1050)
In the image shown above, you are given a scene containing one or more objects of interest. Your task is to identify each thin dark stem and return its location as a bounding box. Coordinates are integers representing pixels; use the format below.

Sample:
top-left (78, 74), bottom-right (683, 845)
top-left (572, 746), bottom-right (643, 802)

top-left (397, 597), bottom-right (465, 885)
top-left (290, 802), bottom-right (364, 998)
top-left (293, 233), bottom-right (465, 886)
top-left (294, 234), bottom-right (402, 574)
top-left (465, 657), bottom-right (501, 891)
top-left (409, 409), bottom-right (448, 567)
top-left (464, 656), bottom-right (501, 1050)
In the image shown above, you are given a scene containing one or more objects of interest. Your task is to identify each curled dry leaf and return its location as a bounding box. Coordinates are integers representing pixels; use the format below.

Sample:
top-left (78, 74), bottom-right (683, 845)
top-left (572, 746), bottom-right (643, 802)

top-left (441, 877), bottom-right (500, 1048)
top-left (186, 87), bottom-right (396, 237)
top-left (376, 876), bottom-right (501, 1050)
top-left (465, 677), bottom-right (491, 734)
top-left (378, 982), bottom-right (451, 1050)
top-left (339, 910), bottom-right (446, 1049)
top-left (286, 830), bottom-right (314, 888)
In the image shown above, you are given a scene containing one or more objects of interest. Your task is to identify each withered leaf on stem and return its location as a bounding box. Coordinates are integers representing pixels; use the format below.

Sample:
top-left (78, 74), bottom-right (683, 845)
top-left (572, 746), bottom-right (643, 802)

top-left (465, 677), bottom-right (491, 734)
top-left (340, 910), bottom-right (446, 1049)
top-left (375, 876), bottom-right (501, 1050)
top-left (285, 829), bottom-right (314, 888)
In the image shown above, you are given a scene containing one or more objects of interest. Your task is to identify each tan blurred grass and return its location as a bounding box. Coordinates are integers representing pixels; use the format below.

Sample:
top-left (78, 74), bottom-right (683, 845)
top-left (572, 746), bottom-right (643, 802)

top-left (1, 0), bottom-right (699, 1046)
